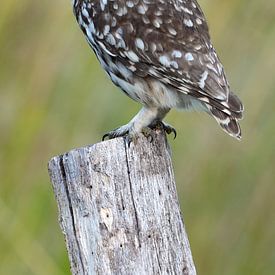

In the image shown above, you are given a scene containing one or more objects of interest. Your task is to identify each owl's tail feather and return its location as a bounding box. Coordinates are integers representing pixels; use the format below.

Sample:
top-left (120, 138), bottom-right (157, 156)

top-left (226, 91), bottom-right (244, 120)
top-left (197, 91), bottom-right (243, 120)
top-left (196, 90), bottom-right (243, 139)
top-left (209, 106), bottom-right (242, 140)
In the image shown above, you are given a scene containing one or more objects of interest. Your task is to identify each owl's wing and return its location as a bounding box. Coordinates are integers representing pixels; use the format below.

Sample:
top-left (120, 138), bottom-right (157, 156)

top-left (80, 0), bottom-right (243, 118)
top-left (127, 1), bottom-right (243, 118)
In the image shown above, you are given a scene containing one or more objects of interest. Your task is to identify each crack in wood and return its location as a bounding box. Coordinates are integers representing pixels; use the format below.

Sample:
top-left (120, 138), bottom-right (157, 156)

top-left (123, 138), bottom-right (142, 249)
top-left (59, 156), bottom-right (85, 273)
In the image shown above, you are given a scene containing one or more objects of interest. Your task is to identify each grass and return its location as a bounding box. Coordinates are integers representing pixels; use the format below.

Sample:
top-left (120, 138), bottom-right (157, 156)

top-left (0, 0), bottom-right (275, 274)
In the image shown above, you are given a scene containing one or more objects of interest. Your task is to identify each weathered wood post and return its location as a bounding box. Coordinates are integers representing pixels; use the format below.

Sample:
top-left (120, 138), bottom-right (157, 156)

top-left (48, 130), bottom-right (196, 275)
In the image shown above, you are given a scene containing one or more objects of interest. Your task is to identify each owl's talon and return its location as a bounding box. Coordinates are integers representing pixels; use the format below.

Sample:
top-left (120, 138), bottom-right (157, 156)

top-left (149, 121), bottom-right (177, 139)
top-left (164, 127), bottom-right (177, 139)
top-left (127, 132), bottom-right (138, 146)
top-left (172, 129), bottom-right (177, 139)
top-left (124, 135), bottom-right (133, 147)
top-left (164, 125), bottom-right (177, 139)
top-left (102, 133), bottom-right (110, 141)
top-left (141, 127), bottom-right (154, 143)
top-left (102, 132), bottom-right (116, 141)
top-left (102, 127), bottom-right (129, 141)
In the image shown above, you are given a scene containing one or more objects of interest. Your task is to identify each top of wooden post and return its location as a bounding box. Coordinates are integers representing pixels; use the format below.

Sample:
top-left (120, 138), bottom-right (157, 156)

top-left (48, 130), bottom-right (196, 275)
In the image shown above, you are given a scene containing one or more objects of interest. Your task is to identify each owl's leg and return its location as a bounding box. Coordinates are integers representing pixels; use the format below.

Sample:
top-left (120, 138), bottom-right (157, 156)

top-left (102, 106), bottom-right (170, 141)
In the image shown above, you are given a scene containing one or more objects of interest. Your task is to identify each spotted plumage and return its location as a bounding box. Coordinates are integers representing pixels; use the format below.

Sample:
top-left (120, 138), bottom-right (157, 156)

top-left (72, 0), bottom-right (244, 140)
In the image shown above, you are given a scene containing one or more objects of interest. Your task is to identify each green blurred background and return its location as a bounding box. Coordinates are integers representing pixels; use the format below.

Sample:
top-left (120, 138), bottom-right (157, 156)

top-left (1, 0), bottom-right (275, 274)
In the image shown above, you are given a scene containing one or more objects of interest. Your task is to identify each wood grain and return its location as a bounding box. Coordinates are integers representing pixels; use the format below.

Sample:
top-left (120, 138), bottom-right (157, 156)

top-left (48, 130), bottom-right (196, 275)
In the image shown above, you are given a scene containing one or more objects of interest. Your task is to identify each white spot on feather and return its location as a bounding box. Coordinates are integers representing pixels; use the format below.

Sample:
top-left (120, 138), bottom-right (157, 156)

top-left (171, 61), bottom-right (179, 69)
top-left (103, 25), bottom-right (110, 36)
top-left (159, 55), bottom-right (170, 67)
top-left (98, 41), bottom-right (116, 56)
top-left (135, 38), bottom-right (145, 50)
top-left (106, 33), bottom-right (116, 46)
top-left (196, 18), bottom-right (203, 25)
top-left (168, 27), bottom-right (177, 36)
top-left (100, 0), bottom-right (108, 11)
top-left (82, 8), bottom-right (89, 19)
top-left (183, 7), bottom-right (193, 15)
top-left (185, 53), bottom-right (194, 61)
top-left (172, 50), bottom-right (182, 58)
top-left (199, 71), bottom-right (208, 89)
top-left (125, 51), bottom-right (139, 62)
top-left (137, 5), bottom-right (147, 14)
top-left (184, 19), bottom-right (193, 27)
top-left (126, 1), bottom-right (134, 8)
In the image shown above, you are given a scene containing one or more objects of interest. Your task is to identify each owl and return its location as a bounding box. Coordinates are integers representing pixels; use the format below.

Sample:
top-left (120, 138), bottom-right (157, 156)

top-left (72, 0), bottom-right (243, 141)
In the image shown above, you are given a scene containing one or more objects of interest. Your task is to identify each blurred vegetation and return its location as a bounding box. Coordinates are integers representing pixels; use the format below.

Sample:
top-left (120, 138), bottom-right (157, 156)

top-left (0, 0), bottom-right (275, 274)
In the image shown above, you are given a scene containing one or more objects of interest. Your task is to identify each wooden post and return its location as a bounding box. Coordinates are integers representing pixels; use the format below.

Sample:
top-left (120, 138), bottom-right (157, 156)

top-left (48, 130), bottom-right (196, 275)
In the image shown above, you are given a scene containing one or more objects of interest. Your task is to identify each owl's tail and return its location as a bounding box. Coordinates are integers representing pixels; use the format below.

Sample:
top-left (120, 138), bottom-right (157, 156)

top-left (208, 91), bottom-right (244, 140)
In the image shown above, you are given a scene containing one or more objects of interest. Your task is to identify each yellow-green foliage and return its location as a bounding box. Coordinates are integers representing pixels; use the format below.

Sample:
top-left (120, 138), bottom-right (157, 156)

top-left (0, 0), bottom-right (274, 274)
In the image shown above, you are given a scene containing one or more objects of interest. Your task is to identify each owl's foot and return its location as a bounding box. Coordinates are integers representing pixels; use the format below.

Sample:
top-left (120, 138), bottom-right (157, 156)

top-left (149, 121), bottom-right (177, 139)
top-left (102, 107), bottom-right (172, 144)
top-left (123, 127), bottom-right (155, 146)
top-left (102, 125), bottom-right (154, 145)
top-left (102, 121), bottom-right (176, 143)
top-left (102, 125), bottom-right (130, 141)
